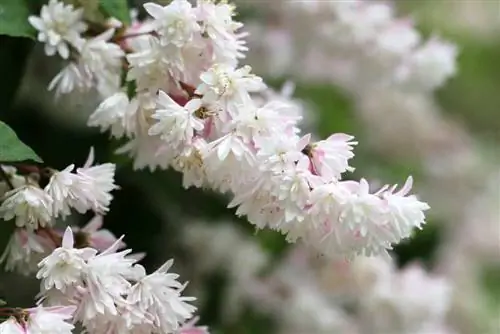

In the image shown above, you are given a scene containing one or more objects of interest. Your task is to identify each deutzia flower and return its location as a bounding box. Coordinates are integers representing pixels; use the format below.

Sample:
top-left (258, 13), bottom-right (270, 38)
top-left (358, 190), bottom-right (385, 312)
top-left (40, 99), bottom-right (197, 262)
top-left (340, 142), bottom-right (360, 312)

top-left (79, 29), bottom-right (125, 96)
top-left (26, 305), bottom-right (76, 334)
top-left (37, 227), bottom-right (97, 292)
top-left (28, 0), bottom-right (87, 59)
top-left (0, 229), bottom-right (53, 275)
top-left (149, 91), bottom-right (205, 148)
top-left (360, 262), bottom-right (452, 333)
top-left (0, 185), bottom-right (53, 231)
top-left (75, 239), bottom-right (138, 321)
top-left (397, 37), bottom-right (459, 91)
top-left (143, 0), bottom-right (200, 47)
top-left (309, 133), bottom-right (358, 180)
top-left (197, 64), bottom-right (265, 107)
top-left (195, 0), bottom-right (248, 65)
top-left (128, 259), bottom-right (197, 333)
top-left (88, 92), bottom-right (138, 138)
top-left (48, 61), bottom-right (94, 97)
top-left (45, 148), bottom-right (118, 216)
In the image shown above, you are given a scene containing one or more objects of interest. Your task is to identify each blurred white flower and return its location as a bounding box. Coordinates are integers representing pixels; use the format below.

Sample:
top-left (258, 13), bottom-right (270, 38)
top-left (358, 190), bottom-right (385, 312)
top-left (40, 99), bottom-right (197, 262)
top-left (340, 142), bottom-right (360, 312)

top-left (28, 0), bottom-right (86, 59)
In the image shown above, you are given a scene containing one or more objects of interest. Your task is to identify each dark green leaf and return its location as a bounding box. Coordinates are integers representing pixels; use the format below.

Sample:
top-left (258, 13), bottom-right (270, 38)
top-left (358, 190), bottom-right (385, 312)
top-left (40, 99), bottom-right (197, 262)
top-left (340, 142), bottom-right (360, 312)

top-left (0, 0), bottom-right (36, 38)
top-left (99, 0), bottom-right (130, 25)
top-left (0, 121), bottom-right (42, 163)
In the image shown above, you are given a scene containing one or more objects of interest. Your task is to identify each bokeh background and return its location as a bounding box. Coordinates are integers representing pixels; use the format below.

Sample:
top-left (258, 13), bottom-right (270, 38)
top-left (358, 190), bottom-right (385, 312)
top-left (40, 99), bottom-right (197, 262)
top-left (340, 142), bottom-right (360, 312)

top-left (0, 0), bottom-right (498, 333)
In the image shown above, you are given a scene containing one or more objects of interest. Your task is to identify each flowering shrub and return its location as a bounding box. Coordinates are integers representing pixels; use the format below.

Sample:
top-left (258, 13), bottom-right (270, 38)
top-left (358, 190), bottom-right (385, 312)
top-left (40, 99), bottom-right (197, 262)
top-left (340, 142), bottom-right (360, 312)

top-left (0, 0), bottom-right (478, 333)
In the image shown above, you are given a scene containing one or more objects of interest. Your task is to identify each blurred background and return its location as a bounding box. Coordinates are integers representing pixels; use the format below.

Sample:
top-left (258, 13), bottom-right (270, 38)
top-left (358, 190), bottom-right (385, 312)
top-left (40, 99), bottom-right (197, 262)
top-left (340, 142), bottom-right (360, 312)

top-left (0, 0), bottom-right (498, 333)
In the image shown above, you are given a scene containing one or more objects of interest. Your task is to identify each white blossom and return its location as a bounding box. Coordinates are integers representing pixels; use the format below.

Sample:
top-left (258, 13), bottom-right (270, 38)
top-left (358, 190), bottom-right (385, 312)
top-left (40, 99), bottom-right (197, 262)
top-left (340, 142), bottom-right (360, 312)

top-left (88, 92), bottom-right (138, 138)
top-left (128, 260), bottom-right (197, 333)
top-left (0, 185), bottom-right (53, 231)
top-left (144, 0), bottom-right (200, 47)
top-left (37, 227), bottom-right (97, 292)
top-left (45, 148), bottom-right (118, 216)
top-left (149, 91), bottom-right (204, 148)
top-left (0, 229), bottom-right (53, 275)
top-left (48, 61), bottom-right (93, 97)
top-left (28, 0), bottom-right (86, 59)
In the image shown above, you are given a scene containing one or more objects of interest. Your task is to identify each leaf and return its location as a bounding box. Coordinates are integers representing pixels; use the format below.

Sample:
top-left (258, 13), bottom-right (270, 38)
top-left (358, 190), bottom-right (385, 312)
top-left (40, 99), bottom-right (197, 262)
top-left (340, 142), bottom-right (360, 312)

top-left (99, 0), bottom-right (130, 25)
top-left (0, 0), bottom-right (36, 39)
top-left (0, 121), bottom-right (42, 163)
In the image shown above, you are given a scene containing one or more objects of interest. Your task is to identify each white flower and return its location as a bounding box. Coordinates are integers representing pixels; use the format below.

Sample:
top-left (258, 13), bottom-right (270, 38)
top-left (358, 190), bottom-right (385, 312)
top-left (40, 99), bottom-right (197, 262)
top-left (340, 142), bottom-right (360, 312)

top-left (48, 62), bottom-right (93, 97)
top-left (49, 149), bottom-right (118, 215)
top-left (79, 29), bottom-right (125, 96)
top-left (45, 150), bottom-right (118, 216)
top-left (28, 0), bottom-right (86, 59)
top-left (196, 0), bottom-right (247, 65)
top-left (309, 133), bottom-right (358, 180)
top-left (44, 164), bottom-right (76, 218)
top-left (398, 37), bottom-right (459, 91)
top-left (0, 185), bottom-right (53, 231)
top-left (143, 0), bottom-right (200, 47)
top-left (88, 92), bottom-right (138, 138)
top-left (27, 305), bottom-right (76, 334)
top-left (360, 263), bottom-right (453, 333)
top-left (171, 137), bottom-right (208, 189)
top-left (382, 176), bottom-right (430, 237)
top-left (149, 91), bottom-right (204, 148)
top-left (75, 240), bottom-right (138, 322)
top-left (196, 64), bottom-right (265, 109)
top-left (37, 227), bottom-right (97, 292)
top-left (128, 259), bottom-right (197, 333)
top-left (126, 37), bottom-right (177, 93)
top-left (0, 229), bottom-right (53, 275)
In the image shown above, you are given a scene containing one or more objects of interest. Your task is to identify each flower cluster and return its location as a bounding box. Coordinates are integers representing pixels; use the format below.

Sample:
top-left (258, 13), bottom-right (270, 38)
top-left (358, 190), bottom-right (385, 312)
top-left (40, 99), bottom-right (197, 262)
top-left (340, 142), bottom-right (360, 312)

top-left (36, 227), bottom-right (196, 333)
top-left (0, 227), bottom-right (199, 333)
top-left (183, 221), bottom-right (456, 334)
top-left (0, 148), bottom-right (117, 275)
top-left (30, 0), bottom-right (430, 260)
top-left (0, 152), bottom-right (201, 332)
top-left (245, 0), bottom-right (458, 94)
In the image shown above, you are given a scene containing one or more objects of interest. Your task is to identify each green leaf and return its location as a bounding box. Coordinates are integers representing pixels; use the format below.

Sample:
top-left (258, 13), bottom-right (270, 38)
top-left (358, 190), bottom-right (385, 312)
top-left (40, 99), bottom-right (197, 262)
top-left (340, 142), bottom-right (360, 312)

top-left (0, 121), bottom-right (42, 163)
top-left (99, 0), bottom-right (130, 25)
top-left (0, 0), bottom-right (36, 39)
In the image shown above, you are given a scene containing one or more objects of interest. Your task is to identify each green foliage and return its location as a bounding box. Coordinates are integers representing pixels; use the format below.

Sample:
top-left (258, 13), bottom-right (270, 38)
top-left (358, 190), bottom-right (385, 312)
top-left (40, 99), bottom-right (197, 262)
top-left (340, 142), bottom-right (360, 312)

top-left (0, 121), bottom-right (42, 163)
top-left (0, 0), bottom-right (35, 39)
top-left (99, 0), bottom-right (130, 25)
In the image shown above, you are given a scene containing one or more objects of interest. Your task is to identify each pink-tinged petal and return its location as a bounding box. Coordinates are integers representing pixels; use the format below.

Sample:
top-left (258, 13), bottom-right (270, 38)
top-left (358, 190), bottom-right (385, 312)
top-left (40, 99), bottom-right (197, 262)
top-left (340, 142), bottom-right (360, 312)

top-left (100, 235), bottom-right (126, 255)
top-left (28, 16), bottom-right (44, 30)
top-left (127, 252), bottom-right (146, 262)
top-left (143, 2), bottom-right (165, 19)
top-left (157, 90), bottom-right (179, 108)
top-left (297, 133), bottom-right (311, 150)
top-left (327, 133), bottom-right (356, 142)
top-left (92, 28), bottom-right (115, 43)
top-left (27, 305), bottom-right (76, 318)
top-left (83, 147), bottom-right (95, 168)
top-left (396, 176), bottom-right (414, 196)
top-left (91, 229), bottom-right (124, 251)
top-left (62, 227), bottom-right (74, 249)
top-left (185, 99), bottom-right (202, 112)
top-left (217, 137), bottom-right (231, 161)
top-left (81, 215), bottom-right (103, 233)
